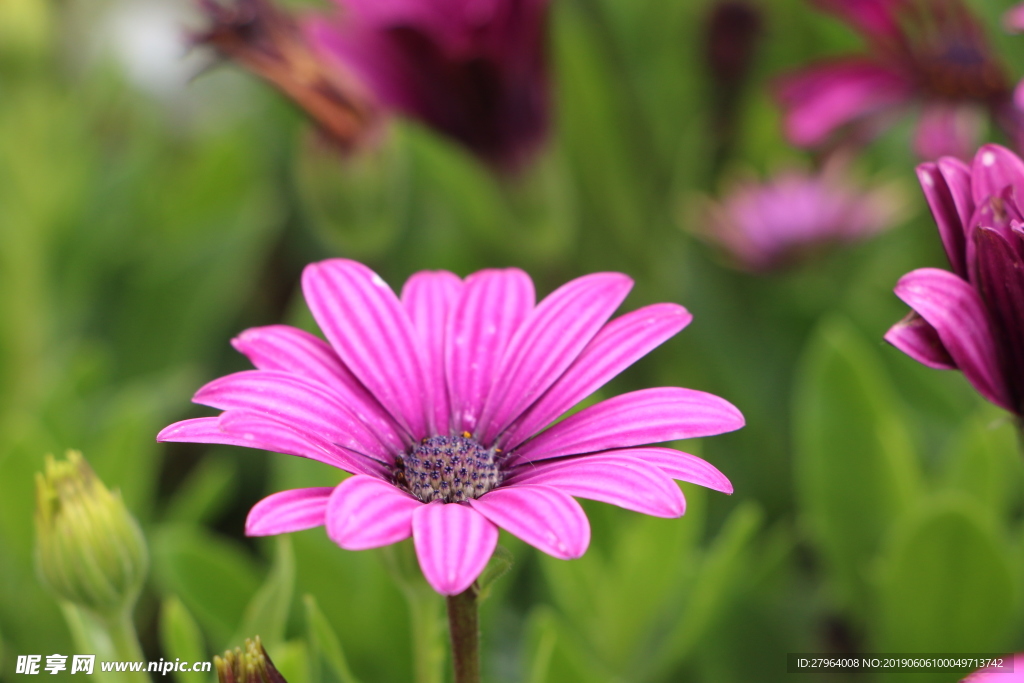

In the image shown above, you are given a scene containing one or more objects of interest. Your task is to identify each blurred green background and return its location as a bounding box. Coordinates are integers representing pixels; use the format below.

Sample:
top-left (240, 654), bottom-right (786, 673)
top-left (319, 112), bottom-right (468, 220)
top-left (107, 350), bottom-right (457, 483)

top-left (2, 0), bottom-right (1024, 680)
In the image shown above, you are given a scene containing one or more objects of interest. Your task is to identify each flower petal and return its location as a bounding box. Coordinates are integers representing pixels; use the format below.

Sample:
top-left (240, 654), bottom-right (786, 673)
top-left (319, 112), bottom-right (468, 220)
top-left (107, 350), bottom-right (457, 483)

top-left (412, 502), bottom-right (498, 595)
top-left (512, 387), bottom-right (745, 464)
top-left (217, 410), bottom-right (387, 476)
top-left (505, 455), bottom-right (685, 517)
top-left (971, 144), bottom-right (1024, 205)
top-left (193, 370), bottom-right (398, 461)
top-left (401, 270), bottom-right (463, 435)
top-left (893, 268), bottom-right (1013, 410)
top-left (604, 447), bottom-right (733, 494)
top-left (469, 485), bottom-right (590, 559)
top-left (917, 160), bottom-right (972, 277)
top-left (446, 269), bottom-right (534, 435)
top-left (156, 415), bottom-right (381, 476)
top-left (326, 475), bottom-right (421, 551)
top-left (478, 273), bottom-right (634, 443)
top-left (884, 312), bottom-right (956, 370)
top-left (973, 227), bottom-right (1024, 409)
top-left (302, 259), bottom-right (432, 439)
top-left (232, 324), bottom-right (409, 448)
top-left (913, 103), bottom-right (982, 162)
top-left (775, 59), bottom-right (912, 147)
top-left (500, 303), bottom-right (692, 450)
top-left (246, 488), bottom-right (334, 536)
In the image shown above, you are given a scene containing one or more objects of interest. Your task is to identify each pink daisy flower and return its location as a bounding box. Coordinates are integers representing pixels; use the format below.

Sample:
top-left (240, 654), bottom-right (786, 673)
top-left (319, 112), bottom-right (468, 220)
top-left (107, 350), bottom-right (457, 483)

top-left (775, 0), bottom-right (1019, 160)
top-left (694, 162), bottom-right (906, 271)
top-left (158, 259), bottom-right (743, 595)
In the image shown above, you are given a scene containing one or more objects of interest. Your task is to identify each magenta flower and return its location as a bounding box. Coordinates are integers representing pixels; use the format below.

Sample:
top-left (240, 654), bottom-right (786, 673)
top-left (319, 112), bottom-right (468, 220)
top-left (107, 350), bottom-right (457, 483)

top-left (775, 0), bottom-right (1017, 159)
top-left (694, 162), bottom-right (906, 271)
top-left (158, 259), bottom-right (743, 595)
top-left (304, 0), bottom-right (550, 170)
top-left (886, 144), bottom-right (1024, 418)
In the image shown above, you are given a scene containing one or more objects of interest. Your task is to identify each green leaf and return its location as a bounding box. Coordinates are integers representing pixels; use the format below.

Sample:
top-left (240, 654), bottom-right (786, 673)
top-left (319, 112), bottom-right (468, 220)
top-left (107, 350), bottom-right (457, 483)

top-left (235, 536), bottom-right (295, 649)
top-left (650, 501), bottom-right (763, 679)
top-left (941, 409), bottom-right (1023, 520)
top-left (475, 545), bottom-right (514, 602)
top-left (793, 316), bottom-right (920, 616)
top-left (304, 594), bottom-right (362, 683)
top-left (522, 606), bottom-right (559, 683)
top-left (540, 489), bottom-right (707, 676)
top-left (159, 596), bottom-right (208, 683)
top-left (876, 495), bottom-right (1014, 656)
top-left (151, 524), bottom-right (262, 648)
top-left (267, 640), bottom-right (309, 683)
top-left (163, 455), bottom-right (239, 526)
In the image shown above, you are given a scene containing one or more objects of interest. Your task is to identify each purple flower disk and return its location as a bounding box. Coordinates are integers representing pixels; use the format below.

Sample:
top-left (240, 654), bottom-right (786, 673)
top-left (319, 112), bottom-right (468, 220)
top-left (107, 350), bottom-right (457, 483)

top-left (159, 260), bottom-right (744, 595)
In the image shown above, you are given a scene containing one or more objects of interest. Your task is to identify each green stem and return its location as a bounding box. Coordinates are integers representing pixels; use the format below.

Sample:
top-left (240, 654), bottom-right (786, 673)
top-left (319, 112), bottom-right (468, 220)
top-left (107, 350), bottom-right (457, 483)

top-left (446, 587), bottom-right (480, 683)
top-left (105, 611), bottom-right (150, 683)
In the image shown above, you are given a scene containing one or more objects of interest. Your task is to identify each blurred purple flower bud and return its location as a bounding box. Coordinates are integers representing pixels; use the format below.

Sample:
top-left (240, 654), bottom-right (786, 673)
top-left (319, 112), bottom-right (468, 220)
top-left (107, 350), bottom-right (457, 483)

top-left (705, 1), bottom-right (762, 86)
top-left (305, 0), bottom-right (551, 171)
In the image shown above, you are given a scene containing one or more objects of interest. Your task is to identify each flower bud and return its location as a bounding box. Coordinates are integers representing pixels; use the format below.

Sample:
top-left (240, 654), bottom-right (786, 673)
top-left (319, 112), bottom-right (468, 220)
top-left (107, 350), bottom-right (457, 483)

top-left (34, 451), bottom-right (148, 618)
top-left (215, 637), bottom-right (288, 683)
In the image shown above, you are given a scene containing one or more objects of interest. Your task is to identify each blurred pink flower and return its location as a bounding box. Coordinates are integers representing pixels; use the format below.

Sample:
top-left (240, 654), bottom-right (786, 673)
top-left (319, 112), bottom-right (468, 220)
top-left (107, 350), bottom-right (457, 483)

top-left (963, 653), bottom-right (1022, 680)
top-left (159, 259), bottom-right (743, 595)
top-left (775, 0), bottom-right (1018, 159)
top-left (886, 144), bottom-right (1024, 418)
top-left (694, 163), bottom-right (906, 271)
top-left (1005, 3), bottom-right (1024, 33)
top-left (305, 0), bottom-right (551, 170)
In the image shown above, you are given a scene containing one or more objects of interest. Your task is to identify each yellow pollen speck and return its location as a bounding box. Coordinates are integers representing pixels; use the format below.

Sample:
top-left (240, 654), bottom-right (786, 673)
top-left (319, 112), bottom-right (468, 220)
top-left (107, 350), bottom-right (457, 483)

top-left (462, 431), bottom-right (472, 438)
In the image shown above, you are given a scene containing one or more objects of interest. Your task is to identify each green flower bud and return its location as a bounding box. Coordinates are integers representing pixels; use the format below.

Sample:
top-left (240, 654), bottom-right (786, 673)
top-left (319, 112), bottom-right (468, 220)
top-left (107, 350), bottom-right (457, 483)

top-left (34, 451), bottom-right (148, 619)
top-left (215, 637), bottom-right (288, 683)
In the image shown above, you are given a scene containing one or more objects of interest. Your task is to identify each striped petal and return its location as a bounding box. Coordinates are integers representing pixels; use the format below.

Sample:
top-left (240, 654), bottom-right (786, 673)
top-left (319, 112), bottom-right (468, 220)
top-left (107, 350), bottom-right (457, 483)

top-left (501, 303), bottom-right (691, 449)
top-left (232, 325), bottom-right (410, 448)
top-left (971, 144), bottom-right (1024, 205)
top-left (505, 455), bottom-right (685, 517)
top-left (512, 387), bottom-right (745, 464)
top-left (193, 370), bottom-right (398, 461)
top-left (246, 488), bottom-right (333, 536)
top-left (469, 485), bottom-right (590, 559)
top-left (917, 160), bottom-right (972, 277)
top-left (401, 270), bottom-right (463, 435)
top-left (446, 269), bottom-right (534, 435)
top-left (478, 272), bottom-right (634, 443)
top-left (156, 414), bottom-right (382, 476)
top-left (326, 475), bottom-right (421, 551)
top-left (412, 502), bottom-right (498, 595)
top-left (894, 268), bottom-right (1013, 411)
top-left (884, 312), bottom-right (956, 370)
top-left (303, 259), bottom-right (432, 439)
top-left (218, 410), bottom-right (387, 476)
top-left (609, 447), bottom-right (733, 493)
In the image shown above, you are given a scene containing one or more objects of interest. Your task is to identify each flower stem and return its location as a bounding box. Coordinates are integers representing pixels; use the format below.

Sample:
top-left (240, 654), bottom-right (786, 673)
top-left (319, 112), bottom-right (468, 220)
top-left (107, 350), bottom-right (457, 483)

top-left (106, 610), bottom-right (150, 683)
top-left (446, 586), bottom-right (480, 683)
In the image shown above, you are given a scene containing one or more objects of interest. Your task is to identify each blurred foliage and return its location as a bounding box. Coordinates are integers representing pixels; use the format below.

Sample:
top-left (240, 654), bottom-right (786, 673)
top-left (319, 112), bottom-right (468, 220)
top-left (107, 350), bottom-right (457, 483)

top-left (2, 0), bottom-right (1024, 680)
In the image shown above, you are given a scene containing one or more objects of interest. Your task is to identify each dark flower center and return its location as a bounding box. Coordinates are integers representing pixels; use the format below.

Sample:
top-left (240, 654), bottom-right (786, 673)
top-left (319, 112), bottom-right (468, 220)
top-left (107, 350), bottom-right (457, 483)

top-left (394, 434), bottom-right (503, 503)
